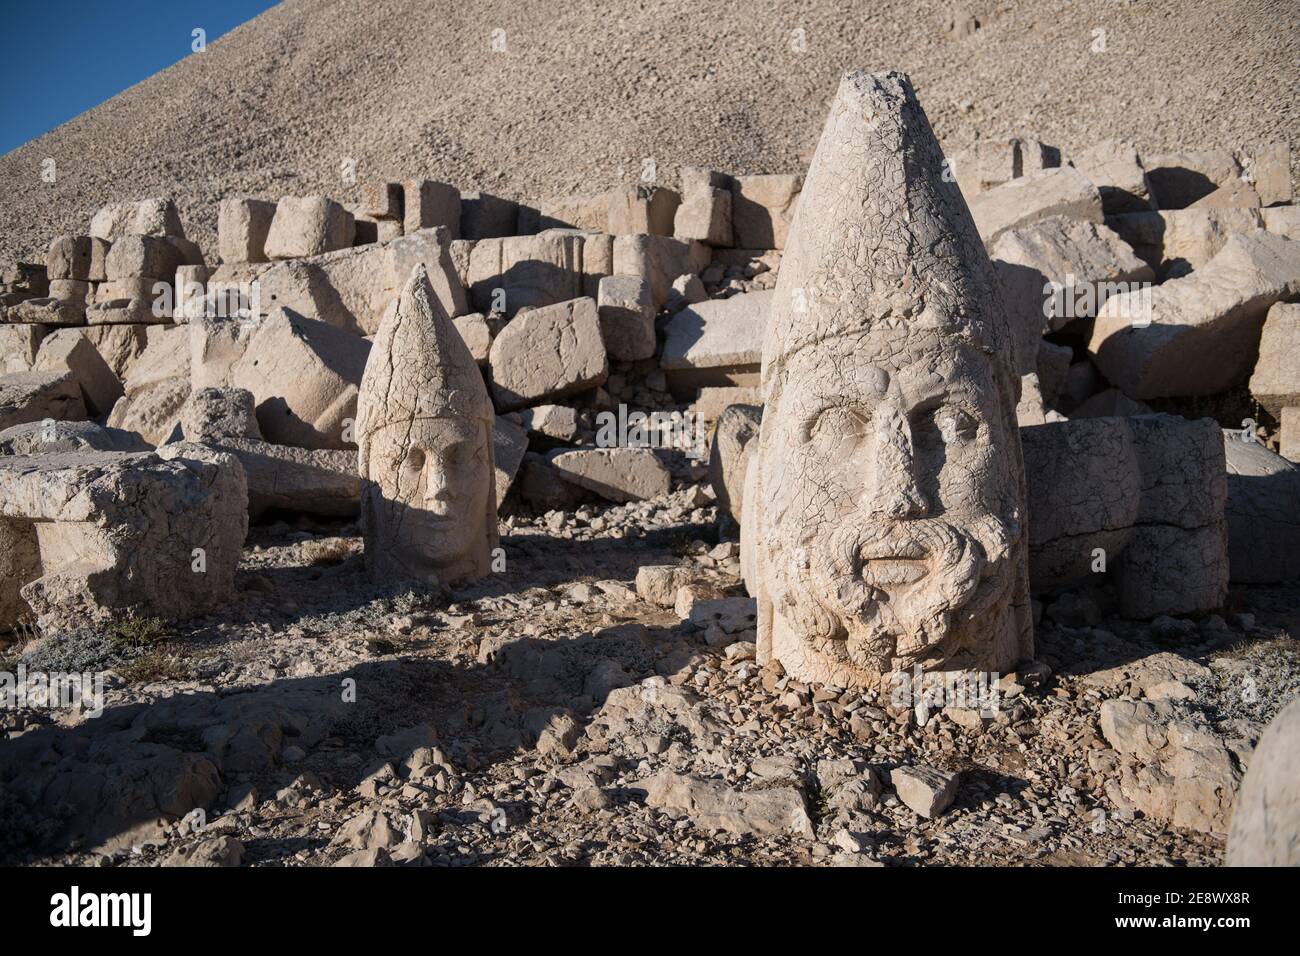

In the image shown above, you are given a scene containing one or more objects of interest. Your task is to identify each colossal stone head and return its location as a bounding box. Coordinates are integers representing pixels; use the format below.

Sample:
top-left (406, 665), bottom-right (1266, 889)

top-left (747, 71), bottom-right (1032, 689)
top-left (356, 264), bottom-right (497, 584)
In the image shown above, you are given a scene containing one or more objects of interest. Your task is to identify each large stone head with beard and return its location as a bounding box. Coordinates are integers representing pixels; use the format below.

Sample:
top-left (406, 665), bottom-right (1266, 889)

top-left (356, 264), bottom-right (497, 586)
top-left (746, 70), bottom-right (1033, 690)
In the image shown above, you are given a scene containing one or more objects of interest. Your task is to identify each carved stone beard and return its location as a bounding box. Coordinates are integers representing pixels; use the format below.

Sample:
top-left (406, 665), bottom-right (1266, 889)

top-left (769, 508), bottom-right (1015, 677)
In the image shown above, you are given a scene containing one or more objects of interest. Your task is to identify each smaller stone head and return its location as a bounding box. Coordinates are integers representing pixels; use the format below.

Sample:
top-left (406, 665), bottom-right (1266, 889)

top-left (356, 264), bottom-right (497, 584)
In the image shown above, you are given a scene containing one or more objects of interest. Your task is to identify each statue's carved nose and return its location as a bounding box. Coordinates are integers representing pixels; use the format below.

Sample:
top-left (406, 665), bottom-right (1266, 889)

top-left (872, 405), bottom-right (928, 520)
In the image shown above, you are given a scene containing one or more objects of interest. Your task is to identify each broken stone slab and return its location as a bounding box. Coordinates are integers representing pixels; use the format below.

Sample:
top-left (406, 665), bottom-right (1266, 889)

top-left (0, 449), bottom-right (247, 633)
top-left (47, 235), bottom-right (93, 281)
top-left (1021, 415), bottom-right (1228, 617)
top-left (178, 386), bottom-right (262, 443)
top-left (1246, 142), bottom-right (1292, 208)
top-left (967, 165), bottom-right (1104, 245)
top-left (550, 447), bottom-right (671, 502)
top-left (1089, 231), bottom-right (1300, 399)
top-left (708, 403), bottom-right (761, 523)
top-left (467, 232), bottom-right (584, 317)
top-left (991, 217), bottom-right (1154, 374)
top-left (1068, 387), bottom-right (1152, 419)
top-left (403, 180), bottom-right (461, 238)
top-left (105, 234), bottom-right (203, 280)
top-left (1107, 207), bottom-right (1265, 276)
top-left (487, 297), bottom-right (608, 412)
top-left (730, 174), bottom-right (802, 249)
top-left (33, 328), bottom-right (123, 418)
top-left (493, 415), bottom-right (528, 512)
top-left (640, 770), bottom-right (814, 838)
top-left (173, 437), bottom-right (358, 519)
top-left (533, 194), bottom-right (610, 233)
top-left (0, 420), bottom-right (150, 454)
top-left (451, 312), bottom-right (497, 365)
top-left (1227, 696), bottom-right (1300, 865)
top-left (694, 385), bottom-right (761, 426)
top-left (106, 325), bottom-right (191, 446)
top-left (1283, 408), bottom-right (1300, 462)
top-left (596, 274), bottom-right (655, 361)
top-left (611, 234), bottom-right (710, 308)
top-left (264, 196), bottom-right (355, 259)
top-left (90, 197), bottom-right (186, 242)
top-left (1222, 432), bottom-right (1300, 583)
top-left (1071, 139), bottom-right (1153, 214)
top-left (215, 196), bottom-right (276, 265)
top-left (606, 185), bottom-right (680, 236)
top-left (1248, 301), bottom-right (1300, 418)
top-left (1145, 150), bottom-right (1255, 209)
top-left (890, 765), bottom-right (961, 819)
top-left (0, 370), bottom-right (87, 431)
top-left (82, 323), bottom-right (150, 381)
top-left (256, 226), bottom-right (468, 335)
top-left (674, 178), bottom-right (733, 247)
top-left (517, 403), bottom-right (579, 442)
top-left (518, 452), bottom-right (589, 511)
top-left (661, 289), bottom-right (771, 391)
top-left (12, 297), bottom-right (85, 327)
top-left (949, 138), bottom-right (1021, 198)
top-left (635, 565), bottom-right (694, 607)
top-left (1, 260), bottom-right (50, 297)
top-left (0, 322), bottom-right (48, 372)
top-left (230, 308), bottom-right (370, 449)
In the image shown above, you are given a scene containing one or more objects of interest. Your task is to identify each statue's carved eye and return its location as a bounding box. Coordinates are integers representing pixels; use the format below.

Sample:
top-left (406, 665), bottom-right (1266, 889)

top-left (404, 448), bottom-right (426, 471)
top-left (934, 407), bottom-right (978, 444)
top-left (809, 406), bottom-right (870, 446)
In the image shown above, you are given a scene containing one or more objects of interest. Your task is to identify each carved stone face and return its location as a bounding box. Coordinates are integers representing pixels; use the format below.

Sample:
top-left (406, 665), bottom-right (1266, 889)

top-left (364, 414), bottom-right (492, 578)
top-left (759, 331), bottom-right (1023, 684)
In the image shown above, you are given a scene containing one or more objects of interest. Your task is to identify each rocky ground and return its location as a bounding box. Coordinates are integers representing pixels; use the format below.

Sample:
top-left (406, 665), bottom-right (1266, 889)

top-left (3, 467), bottom-right (1295, 868)
top-left (2, 0), bottom-right (1297, 262)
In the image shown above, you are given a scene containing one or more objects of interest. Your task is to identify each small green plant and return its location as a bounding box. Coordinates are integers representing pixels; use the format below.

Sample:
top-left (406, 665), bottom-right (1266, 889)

top-left (108, 612), bottom-right (171, 650)
top-left (116, 651), bottom-right (189, 684)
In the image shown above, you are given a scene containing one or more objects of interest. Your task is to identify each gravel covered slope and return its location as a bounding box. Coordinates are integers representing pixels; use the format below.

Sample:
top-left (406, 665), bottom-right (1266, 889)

top-left (1, 0), bottom-right (1296, 261)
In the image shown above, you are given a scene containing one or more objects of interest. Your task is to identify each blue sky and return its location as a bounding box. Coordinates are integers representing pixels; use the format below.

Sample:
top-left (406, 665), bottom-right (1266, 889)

top-left (0, 0), bottom-right (280, 156)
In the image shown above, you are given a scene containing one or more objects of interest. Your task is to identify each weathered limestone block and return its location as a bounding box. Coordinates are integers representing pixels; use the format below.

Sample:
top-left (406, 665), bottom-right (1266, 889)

top-left (48, 279), bottom-right (92, 305)
top-left (579, 232), bottom-right (614, 299)
top-left (12, 297), bottom-right (85, 327)
top-left (493, 416), bottom-right (528, 511)
top-left (950, 139), bottom-right (1021, 198)
top-left (256, 226), bottom-right (468, 335)
top-left (695, 385), bottom-right (761, 426)
top-left (1145, 150), bottom-right (1256, 209)
top-left (1020, 416), bottom-right (1228, 616)
top-left (1283, 407), bottom-right (1300, 462)
top-left (674, 169), bottom-right (734, 247)
top-left (178, 386), bottom-right (262, 442)
top-left (0, 322), bottom-right (48, 372)
top-left (1227, 696), bottom-right (1300, 866)
top-left (451, 312), bottom-right (497, 365)
top-left (641, 771), bottom-right (813, 838)
top-left (1247, 142), bottom-right (1292, 208)
top-left (106, 325), bottom-right (191, 446)
top-left (518, 452), bottom-right (588, 511)
top-left (730, 174), bottom-right (802, 249)
top-left (461, 191), bottom-right (519, 239)
top-left (1089, 231), bottom-right (1300, 399)
top-left (359, 182), bottom-right (404, 222)
top-left (189, 315), bottom-right (258, 391)
top-left (596, 274), bottom-right (655, 361)
top-left (1071, 139), bottom-right (1153, 214)
top-left (607, 185), bottom-right (680, 236)
top-left (0, 450), bottom-right (246, 633)
top-left (34, 328), bottom-right (123, 417)
top-left (991, 217), bottom-right (1153, 374)
top-left (1106, 207), bottom-right (1265, 275)
top-left (218, 197), bottom-right (277, 264)
top-left (747, 71), bottom-right (1032, 689)
top-left (1, 260), bottom-right (50, 296)
top-left (47, 235), bottom-right (92, 281)
top-left (535, 193), bottom-right (611, 232)
top-left (1222, 433), bottom-right (1300, 583)
top-left (551, 447), bottom-right (671, 502)
top-left (488, 297), bottom-right (608, 412)
top-left (264, 196), bottom-right (355, 259)
top-left (662, 289), bottom-right (771, 390)
top-left (404, 180), bottom-right (461, 239)
top-left (83, 323), bottom-right (150, 380)
top-left (356, 265), bottom-right (497, 584)
top-left (967, 165), bottom-right (1103, 245)
top-left (612, 234), bottom-right (709, 308)
top-left (90, 198), bottom-right (186, 241)
top-left (0, 420), bottom-right (150, 454)
top-left (1263, 205), bottom-right (1300, 240)
top-left (0, 371), bottom-right (87, 431)
top-left (229, 308), bottom-right (370, 450)
top-left (1249, 302), bottom-right (1300, 418)
top-left (466, 232), bottom-right (584, 317)
top-left (708, 403), bottom-right (762, 523)
top-left (106, 234), bottom-right (202, 280)
top-left (1069, 387), bottom-right (1152, 419)
top-left (190, 437), bottom-right (358, 519)
top-left (518, 403), bottom-right (579, 442)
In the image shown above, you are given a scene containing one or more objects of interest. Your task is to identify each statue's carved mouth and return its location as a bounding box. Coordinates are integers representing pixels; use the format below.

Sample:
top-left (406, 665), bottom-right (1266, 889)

top-left (860, 556), bottom-right (929, 587)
